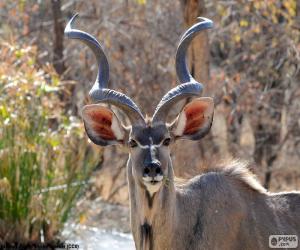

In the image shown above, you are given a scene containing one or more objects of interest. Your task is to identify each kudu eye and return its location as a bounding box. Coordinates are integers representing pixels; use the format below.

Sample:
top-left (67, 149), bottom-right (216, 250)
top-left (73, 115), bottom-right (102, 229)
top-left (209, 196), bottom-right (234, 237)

top-left (129, 139), bottom-right (138, 148)
top-left (163, 138), bottom-right (171, 146)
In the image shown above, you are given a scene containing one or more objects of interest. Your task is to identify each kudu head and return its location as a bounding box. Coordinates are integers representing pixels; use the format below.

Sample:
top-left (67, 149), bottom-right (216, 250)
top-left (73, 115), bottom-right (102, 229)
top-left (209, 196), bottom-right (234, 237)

top-left (65, 14), bottom-right (214, 194)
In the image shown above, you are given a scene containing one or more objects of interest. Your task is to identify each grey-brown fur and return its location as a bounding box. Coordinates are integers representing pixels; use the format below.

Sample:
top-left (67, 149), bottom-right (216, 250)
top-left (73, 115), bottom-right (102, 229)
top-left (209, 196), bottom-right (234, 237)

top-left (127, 157), bottom-right (300, 250)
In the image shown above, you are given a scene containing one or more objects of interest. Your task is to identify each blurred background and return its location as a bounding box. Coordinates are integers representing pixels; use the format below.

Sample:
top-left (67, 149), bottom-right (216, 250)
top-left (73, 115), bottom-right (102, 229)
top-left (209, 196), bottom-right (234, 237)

top-left (0, 0), bottom-right (299, 248)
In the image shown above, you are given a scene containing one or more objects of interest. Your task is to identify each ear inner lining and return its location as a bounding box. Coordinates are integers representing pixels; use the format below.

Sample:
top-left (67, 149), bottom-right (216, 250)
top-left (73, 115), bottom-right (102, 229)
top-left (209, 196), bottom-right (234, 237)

top-left (93, 124), bottom-right (115, 140)
top-left (90, 109), bottom-right (112, 126)
top-left (85, 107), bottom-right (117, 141)
top-left (184, 105), bottom-right (207, 134)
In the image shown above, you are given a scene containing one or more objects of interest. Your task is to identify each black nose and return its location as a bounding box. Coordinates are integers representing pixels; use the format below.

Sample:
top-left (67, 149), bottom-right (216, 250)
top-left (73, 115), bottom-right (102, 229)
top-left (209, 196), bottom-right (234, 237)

top-left (143, 162), bottom-right (162, 177)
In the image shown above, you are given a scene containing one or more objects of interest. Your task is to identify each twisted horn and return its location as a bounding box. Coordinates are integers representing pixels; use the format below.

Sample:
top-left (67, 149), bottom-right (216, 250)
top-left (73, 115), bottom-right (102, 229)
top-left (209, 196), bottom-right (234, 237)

top-left (152, 17), bottom-right (213, 123)
top-left (65, 14), bottom-right (145, 124)
top-left (176, 17), bottom-right (213, 84)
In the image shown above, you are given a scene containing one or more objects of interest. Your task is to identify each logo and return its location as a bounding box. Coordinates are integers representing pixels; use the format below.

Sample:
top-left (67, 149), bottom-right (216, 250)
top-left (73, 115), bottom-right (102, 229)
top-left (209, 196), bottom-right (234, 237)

top-left (269, 235), bottom-right (298, 248)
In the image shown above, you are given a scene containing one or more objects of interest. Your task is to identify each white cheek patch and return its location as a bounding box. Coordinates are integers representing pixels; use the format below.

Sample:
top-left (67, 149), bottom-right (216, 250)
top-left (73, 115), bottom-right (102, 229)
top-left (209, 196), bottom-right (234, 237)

top-left (173, 112), bottom-right (187, 136)
top-left (142, 175), bottom-right (163, 183)
top-left (143, 176), bottom-right (153, 182)
top-left (155, 175), bottom-right (163, 182)
top-left (111, 115), bottom-right (124, 140)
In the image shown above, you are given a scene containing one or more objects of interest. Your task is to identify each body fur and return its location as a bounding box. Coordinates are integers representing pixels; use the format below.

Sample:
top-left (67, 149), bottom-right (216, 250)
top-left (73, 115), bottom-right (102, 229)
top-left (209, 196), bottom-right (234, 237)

top-left (128, 159), bottom-right (300, 250)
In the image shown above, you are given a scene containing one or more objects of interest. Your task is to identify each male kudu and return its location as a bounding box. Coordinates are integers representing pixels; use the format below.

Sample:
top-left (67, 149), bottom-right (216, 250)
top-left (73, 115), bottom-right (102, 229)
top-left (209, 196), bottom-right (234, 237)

top-left (65, 14), bottom-right (300, 250)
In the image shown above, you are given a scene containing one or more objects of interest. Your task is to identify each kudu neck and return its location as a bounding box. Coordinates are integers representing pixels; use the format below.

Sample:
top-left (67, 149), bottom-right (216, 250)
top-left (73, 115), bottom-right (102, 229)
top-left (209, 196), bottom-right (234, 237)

top-left (128, 157), bottom-right (176, 226)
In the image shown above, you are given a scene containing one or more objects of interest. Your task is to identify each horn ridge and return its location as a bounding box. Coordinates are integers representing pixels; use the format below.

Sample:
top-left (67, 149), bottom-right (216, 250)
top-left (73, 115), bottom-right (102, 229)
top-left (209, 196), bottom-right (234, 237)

top-left (90, 88), bottom-right (145, 123)
top-left (152, 17), bottom-right (213, 123)
top-left (152, 82), bottom-right (203, 122)
top-left (64, 13), bottom-right (110, 89)
top-left (65, 14), bottom-right (145, 125)
top-left (176, 17), bottom-right (213, 84)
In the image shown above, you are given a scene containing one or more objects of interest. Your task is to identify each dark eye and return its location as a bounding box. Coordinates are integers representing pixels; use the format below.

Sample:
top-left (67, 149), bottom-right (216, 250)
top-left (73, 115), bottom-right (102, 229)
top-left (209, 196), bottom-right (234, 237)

top-left (163, 138), bottom-right (171, 146)
top-left (129, 139), bottom-right (138, 148)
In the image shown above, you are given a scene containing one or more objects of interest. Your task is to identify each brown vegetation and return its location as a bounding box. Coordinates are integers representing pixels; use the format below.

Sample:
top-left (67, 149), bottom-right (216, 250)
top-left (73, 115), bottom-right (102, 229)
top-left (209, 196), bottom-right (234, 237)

top-left (0, 0), bottom-right (299, 211)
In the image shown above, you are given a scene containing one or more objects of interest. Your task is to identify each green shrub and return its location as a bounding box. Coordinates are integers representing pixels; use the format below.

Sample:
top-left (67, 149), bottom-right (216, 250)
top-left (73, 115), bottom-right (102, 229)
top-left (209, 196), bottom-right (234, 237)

top-left (0, 41), bottom-right (99, 243)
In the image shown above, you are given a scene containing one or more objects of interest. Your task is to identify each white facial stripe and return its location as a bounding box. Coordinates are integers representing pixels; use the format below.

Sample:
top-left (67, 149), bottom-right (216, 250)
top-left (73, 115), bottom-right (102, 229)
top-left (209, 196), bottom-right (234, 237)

top-left (149, 137), bottom-right (153, 144)
top-left (136, 140), bottom-right (164, 149)
top-left (150, 145), bottom-right (156, 161)
top-left (149, 137), bottom-right (155, 161)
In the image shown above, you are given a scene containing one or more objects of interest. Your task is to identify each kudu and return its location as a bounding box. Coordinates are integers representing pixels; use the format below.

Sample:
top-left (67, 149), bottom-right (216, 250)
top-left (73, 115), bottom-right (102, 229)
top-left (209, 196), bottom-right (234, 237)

top-left (65, 15), bottom-right (300, 250)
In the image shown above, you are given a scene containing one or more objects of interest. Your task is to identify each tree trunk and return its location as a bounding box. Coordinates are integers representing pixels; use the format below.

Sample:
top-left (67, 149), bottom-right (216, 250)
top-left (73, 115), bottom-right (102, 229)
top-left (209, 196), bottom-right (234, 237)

top-left (180, 0), bottom-right (210, 84)
top-left (51, 0), bottom-right (66, 75)
top-left (172, 0), bottom-right (218, 177)
top-left (253, 91), bottom-right (284, 189)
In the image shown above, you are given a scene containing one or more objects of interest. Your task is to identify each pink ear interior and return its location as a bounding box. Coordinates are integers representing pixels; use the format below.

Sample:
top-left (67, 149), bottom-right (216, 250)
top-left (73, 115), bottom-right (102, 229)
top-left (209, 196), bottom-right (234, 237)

top-left (85, 107), bottom-right (116, 140)
top-left (183, 100), bottom-right (210, 135)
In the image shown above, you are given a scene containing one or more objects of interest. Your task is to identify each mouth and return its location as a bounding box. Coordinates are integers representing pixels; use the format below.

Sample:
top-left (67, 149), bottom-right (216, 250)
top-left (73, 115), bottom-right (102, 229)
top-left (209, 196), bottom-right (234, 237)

top-left (142, 175), bottom-right (163, 196)
top-left (142, 175), bottom-right (163, 185)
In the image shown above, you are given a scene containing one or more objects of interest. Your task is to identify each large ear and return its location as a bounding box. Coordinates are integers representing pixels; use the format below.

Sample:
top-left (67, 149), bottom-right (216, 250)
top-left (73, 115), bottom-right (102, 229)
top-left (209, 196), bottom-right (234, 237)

top-left (81, 104), bottom-right (126, 146)
top-left (170, 97), bottom-right (214, 140)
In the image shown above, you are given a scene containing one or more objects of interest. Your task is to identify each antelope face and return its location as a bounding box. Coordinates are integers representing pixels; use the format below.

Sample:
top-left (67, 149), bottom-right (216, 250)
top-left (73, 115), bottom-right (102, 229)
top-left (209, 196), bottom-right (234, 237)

top-left (128, 124), bottom-right (171, 193)
top-left (65, 14), bottom-right (214, 195)
top-left (80, 97), bottom-right (214, 196)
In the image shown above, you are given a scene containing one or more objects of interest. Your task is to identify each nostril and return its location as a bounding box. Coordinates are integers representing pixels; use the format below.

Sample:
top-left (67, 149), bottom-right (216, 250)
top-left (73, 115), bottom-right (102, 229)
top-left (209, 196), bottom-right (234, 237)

top-left (155, 167), bottom-right (162, 174)
top-left (144, 167), bottom-right (150, 175)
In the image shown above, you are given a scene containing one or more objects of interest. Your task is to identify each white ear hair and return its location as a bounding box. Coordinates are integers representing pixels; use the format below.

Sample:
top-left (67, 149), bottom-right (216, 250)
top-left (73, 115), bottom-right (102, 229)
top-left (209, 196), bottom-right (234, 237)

top-left (111, 114), bottom-right (125, 140)
top-left (173, 112), bottom-right (187, 137)
top-left (171, 97), bottom-right (214, 140)
top-left (81, 104), bottom-right (126, 146)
